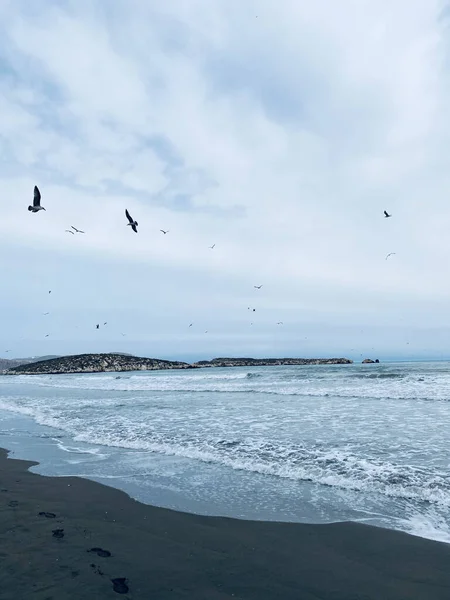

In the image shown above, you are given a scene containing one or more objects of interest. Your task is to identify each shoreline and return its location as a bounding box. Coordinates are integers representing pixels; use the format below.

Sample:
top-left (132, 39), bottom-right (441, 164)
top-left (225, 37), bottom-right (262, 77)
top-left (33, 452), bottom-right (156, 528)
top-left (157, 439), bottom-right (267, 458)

top-left (1, 448), bottom-right (450, 599)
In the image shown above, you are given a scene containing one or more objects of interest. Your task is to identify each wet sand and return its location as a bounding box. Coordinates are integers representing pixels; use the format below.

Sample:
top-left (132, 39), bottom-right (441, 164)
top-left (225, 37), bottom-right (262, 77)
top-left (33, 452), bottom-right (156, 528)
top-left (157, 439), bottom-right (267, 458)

top-left (0, 447), bottom-right (449, 599)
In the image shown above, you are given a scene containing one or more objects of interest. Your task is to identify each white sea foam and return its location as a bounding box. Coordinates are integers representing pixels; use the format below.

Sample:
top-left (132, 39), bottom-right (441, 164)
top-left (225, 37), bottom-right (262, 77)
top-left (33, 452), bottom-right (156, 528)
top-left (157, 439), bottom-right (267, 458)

top-left (2, 362), bottom-right (450, 542)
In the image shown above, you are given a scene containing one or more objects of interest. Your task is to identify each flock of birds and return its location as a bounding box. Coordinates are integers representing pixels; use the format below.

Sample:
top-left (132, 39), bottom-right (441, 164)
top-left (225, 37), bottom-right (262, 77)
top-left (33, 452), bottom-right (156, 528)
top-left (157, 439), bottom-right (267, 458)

top-left (22, 185), bottom-right (396, 344)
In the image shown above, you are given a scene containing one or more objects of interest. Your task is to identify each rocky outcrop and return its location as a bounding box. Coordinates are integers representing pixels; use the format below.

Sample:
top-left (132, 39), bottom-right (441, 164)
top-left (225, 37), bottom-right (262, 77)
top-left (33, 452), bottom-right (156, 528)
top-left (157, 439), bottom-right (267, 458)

top-left (193, 357), bottom-right (353, 368)
top-left (362, 358), bottom-right (380, 364)
top-left (5, 353), bottom-right (353, 375)
top-left (7, 353), bottom-right (191, 375)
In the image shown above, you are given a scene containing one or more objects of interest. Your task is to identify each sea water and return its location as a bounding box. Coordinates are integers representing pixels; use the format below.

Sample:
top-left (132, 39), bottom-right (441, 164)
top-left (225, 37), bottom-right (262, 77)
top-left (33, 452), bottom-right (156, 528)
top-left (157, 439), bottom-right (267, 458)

top-left (0, 361), bottom-right (449, 543)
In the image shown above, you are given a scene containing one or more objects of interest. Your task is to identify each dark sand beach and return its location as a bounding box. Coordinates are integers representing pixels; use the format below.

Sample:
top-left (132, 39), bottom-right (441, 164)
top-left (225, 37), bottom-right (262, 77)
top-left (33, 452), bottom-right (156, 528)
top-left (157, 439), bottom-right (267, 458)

top-left (1, 448), bottom-right (450, 599)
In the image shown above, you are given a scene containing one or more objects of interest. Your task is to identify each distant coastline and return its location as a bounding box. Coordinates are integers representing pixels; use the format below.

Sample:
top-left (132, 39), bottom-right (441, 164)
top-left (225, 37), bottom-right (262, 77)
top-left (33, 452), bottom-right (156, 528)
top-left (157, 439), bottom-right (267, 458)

top-left (3, 353), bottom-right (353, 375)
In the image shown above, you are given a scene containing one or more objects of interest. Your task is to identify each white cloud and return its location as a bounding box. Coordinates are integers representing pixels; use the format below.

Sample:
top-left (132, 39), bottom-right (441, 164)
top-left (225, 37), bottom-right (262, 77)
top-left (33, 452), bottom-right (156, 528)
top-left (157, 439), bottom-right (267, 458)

top-left (1, 0), bottom-right (450, 359)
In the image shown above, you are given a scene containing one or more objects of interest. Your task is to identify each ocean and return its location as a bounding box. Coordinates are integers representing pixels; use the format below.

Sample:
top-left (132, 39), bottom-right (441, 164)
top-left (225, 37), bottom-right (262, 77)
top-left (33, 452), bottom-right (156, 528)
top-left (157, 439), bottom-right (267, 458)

top-left (0, 361), bottom-right (449, 543)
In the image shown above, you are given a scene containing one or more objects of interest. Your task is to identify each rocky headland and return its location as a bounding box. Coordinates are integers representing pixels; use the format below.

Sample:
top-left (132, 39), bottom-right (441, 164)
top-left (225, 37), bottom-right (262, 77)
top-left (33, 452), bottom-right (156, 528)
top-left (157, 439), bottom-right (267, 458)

top-left (4, 353), bottom-right (353, 375)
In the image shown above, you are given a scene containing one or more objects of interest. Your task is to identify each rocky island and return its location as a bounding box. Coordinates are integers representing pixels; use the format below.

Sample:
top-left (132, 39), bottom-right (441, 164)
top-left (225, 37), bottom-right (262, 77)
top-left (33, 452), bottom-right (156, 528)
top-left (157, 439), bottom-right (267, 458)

top-left (193, 357), bottom-right (353, 368)
top-left (4, 353), bottom-right (353, 375)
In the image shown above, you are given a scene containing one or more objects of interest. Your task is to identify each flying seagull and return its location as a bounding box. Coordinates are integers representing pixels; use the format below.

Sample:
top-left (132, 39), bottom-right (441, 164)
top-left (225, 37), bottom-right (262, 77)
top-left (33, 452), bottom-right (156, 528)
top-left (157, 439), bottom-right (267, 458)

top-left (385, 252), bottom-right (396, 260)
top-left (96, 324), bottom-right (99, 329)
top-left (103, 322), bottom-right (107, 325)
top-left (160, 229), bottom-right (169, 235)
top-left (48, 291), bottom-right (51, 294)
top-left (209, 244), bottom-right (215, 249)
top-left (65, 230), bottom-right (75, 235)
top-left (384, 211), bottom-right (392, 218)
top-left (28, 186), bottom-right (46, 213)
top-left (43, 312), bottom-right (49, 315)
top-left (189, 323), bottom-right (193, 327)
top-left (277, 322), bottom-right (283, 325)
top-left (71, 226), bottom-right (85, 234)
top-left (125, 209), bottom-right (138, 233)
top-left (45, 334), bottom-right (49, 337)
top-left (254, 285), bottom-right (263, 289)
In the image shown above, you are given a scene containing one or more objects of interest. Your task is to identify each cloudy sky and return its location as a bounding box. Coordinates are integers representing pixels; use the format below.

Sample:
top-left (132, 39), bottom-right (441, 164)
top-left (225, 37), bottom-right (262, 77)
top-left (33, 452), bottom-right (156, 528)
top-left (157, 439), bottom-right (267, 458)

top-left (1, 0), bottom-right (450, 362)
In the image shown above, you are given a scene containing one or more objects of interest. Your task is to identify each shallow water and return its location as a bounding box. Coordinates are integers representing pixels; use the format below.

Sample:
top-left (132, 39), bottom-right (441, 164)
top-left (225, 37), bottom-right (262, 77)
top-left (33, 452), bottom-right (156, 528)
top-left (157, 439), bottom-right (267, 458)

top-left (0, 361), bottom-right (449, 543)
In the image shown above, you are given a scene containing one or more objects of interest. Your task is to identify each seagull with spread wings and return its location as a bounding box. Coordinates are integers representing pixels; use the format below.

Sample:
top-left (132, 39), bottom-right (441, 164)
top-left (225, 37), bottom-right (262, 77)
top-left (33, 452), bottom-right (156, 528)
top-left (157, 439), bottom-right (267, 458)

top-left (125, 209), bottom-right (138, 233)
top-left (28, 186), bottom-right (45, 213)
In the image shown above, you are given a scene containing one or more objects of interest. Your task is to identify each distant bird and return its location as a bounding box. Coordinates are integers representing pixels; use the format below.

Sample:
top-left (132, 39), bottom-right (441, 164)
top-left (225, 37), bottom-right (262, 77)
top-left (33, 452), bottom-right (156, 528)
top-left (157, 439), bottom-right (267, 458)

top-left (121, 333), bottom-right (126, 337)
top-left (277, 322), bottom-right (283, 325)
top-left (65, 230), bottom-right (74, 235)
top-left (45, 334), bottom-right (49, 337)
top-left (384, 211), bottom-right (392, 218)
top-left (96, 324), bottom-right (99, 329)
top-left (48, 291), bottom-right (51, 294)
top-left (28, 186), bottom-right (46, 213)
top-left (189, 323), bottom-right (193, 327)
top-left (125, 209), bottom-right (138, 233)
top-left (209, 244), bottom-right (215, 249)
top-left (43, 312), bottom-right (49, 315)
top-left (160, 230), bottom-right (169, 235)
top-left (252, 309), bottom-right (256, 312)
top-left (71, 226), bottom-right (85, 234)
top-left (5, 350), bottom-right (10, 353)
top-left (385, 252), bottom-right (396, 260)
top-left (103, 322), bottom-right (107, 325)
top-left (205, 330), bottom-right (208, 334)
top-left (254, 285), bottom-right (263, 289)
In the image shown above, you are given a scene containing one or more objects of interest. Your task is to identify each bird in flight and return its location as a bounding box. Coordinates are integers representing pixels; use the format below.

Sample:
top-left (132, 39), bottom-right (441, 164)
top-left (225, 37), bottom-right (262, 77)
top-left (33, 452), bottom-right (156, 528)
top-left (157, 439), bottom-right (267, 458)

top-left (48, 291), bottom-right (51, 294)
top-left (103, 322), bottom-right (107, 326)
top-left (71, 226), bottom-right (85, 234)
top-left (209, 244), bottom-right (215, 249)
top-left (96, 324), bottom-right (99, 329)
top-left (277, 322), bottom-right (283, 325)
top-left (160, 229), bottom-right (169, 235)
top-left (65, 230), bottom-right (75, 235)
top-left (45, 334), bottom-right (49, 337)
top-left (28, 186), bottom-right (46, 213)
top-left (384, 211), bottom-right (392, 218)
top-left (254, 285), bottom-right (263, 289)
top-left (121, 333), bottom-right (126, 337)
top-left (125, 209), bottom-right (138, 233)
top-left (189, 323), bottom-right (193, 327)
top-left (385, 252), bottom-right (396, 260)
top-left (43, 312), bottom-right (49, 315)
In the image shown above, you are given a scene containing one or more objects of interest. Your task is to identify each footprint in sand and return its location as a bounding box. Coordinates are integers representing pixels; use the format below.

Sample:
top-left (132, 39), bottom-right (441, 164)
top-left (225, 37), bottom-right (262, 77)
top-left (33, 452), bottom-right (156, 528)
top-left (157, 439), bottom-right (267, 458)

top-left (8, 500), bottom-right (18, 507)
top-left (111, 578), bottom-right (129, 594)
top-left (38, 511), bottom-right (56, 518)
top-left (88, 547), bottom-right (112, 558)
top-left (52, 528), bottom-right (64, 539)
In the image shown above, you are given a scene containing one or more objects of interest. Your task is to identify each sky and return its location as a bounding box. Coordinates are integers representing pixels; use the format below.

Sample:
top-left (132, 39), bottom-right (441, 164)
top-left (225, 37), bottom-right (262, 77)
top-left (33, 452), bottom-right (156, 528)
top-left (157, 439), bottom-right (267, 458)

top-left (1, 0), bottom-right (450, 362)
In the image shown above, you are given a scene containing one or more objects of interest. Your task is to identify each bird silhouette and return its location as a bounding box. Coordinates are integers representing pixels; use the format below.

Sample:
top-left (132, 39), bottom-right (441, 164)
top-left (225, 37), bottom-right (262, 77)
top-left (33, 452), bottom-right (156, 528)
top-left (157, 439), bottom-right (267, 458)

top-left (65, 230), bottom-right (75, 235)
top-left (209, 244), bottom-right (215, 249)
top-left (28, 186), bottom-right (45, 213)
top-left (384, 211), bottom-right (392, 218)
top-left (254, 285), bottom-right (263, 289)
top-left (125, 209), bottom-right (138, 233)
top-left (385, 252), bottom-right (396, 260)
top-left (71, 226), bottom-right (85, 234)
top-left (96, 324), bottom-right (99, 329)
top-left (160, 230), bottom-right (169, 235)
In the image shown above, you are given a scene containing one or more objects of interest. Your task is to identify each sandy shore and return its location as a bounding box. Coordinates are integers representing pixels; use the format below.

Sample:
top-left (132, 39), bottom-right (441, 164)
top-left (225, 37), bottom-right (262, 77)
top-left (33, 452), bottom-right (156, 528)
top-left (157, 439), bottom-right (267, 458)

top-left (1, 448), bottom-right (449, 599)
